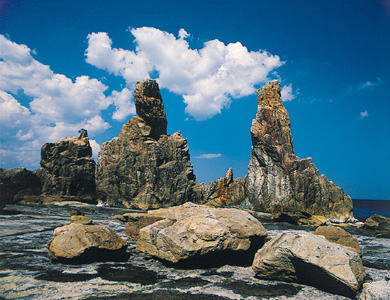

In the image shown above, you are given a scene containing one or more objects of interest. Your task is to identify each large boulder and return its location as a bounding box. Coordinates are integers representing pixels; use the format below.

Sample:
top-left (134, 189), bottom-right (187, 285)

top-left (47, 224), bottom-right (128, 262)
top-left (37, 129), bottom-right (96, 202)
top-left (364, 214), bottom-right (390, 238)
top-left (314, 225), bottom-right (361, 255)
top-left (132, 202), bottom-right (268, 264)
top-left (245, 80), bottom-right (353, 222)
top-left (96, 79), bottom-right (202, 209)
top-left (252, 231), bottom-right (366, 298)
top-left (0, 167), bottom-right (41, 211)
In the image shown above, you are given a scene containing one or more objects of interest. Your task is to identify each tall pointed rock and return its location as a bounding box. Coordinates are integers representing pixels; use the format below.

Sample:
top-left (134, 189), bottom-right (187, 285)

top-left (96, 79), bottom-right (202, 210)
top-left (246, 80), bottom-right (353, 221)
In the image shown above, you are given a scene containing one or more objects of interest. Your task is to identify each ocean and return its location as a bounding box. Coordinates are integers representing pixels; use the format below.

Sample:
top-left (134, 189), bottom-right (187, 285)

top-left (353, 199), bottom-right (390, 220)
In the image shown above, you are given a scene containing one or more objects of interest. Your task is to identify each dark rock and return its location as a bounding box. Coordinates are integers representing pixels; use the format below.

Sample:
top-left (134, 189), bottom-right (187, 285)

top-left (314, 225), bottom-right (361, 255)
top-left (134, 79), bottom-right (167, 139)
top-left (365, 214), bottom-right (390, 238)
top-left (245, 80), bottom-right (353, 222)
top-left (37, 130), bottom-right (96, 202)
top-left (96, 80), bottom-right (202, 209)
top-left (0, 168), bottom-right (41, 211)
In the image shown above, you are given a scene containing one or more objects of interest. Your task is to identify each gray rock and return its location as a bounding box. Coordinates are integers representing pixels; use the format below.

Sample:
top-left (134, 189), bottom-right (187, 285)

top-left (135, 202), bottom-right (268, 263)
top-left (47, 224), bottom-right (128, 262)
top-left (245, 80), bottom-right (353, 222)
top-left (360, 281), bottom-right (390, 300)
top-left (0, 168), bottom-right (41, 211)
top-left (252, 231), bottom-right (366, 298)
top-left (37, 130), bottom-right (96, 202)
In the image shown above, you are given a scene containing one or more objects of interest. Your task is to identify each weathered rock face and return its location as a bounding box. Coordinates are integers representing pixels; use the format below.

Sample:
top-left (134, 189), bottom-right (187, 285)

top-left (202, 168), bottom-right (246, 208)
top-left (245, 80), bottom-right (353, 221)
top-left (314, 225), bottom-right (361, 255)
top-left (96, 79), bottom-right (202, 209)
top-left (47, 223), bottom-right (128, 262)
top-left (37, 129), bottom-right (96, 202)
top-left (0, 168), bottom-right (41, 211)
top-left (252, 231), bottom-right (366, 298)
top-left (130, 202), bottom-right (268, 264)
top-left (365, 214), bottom-right (390, 238)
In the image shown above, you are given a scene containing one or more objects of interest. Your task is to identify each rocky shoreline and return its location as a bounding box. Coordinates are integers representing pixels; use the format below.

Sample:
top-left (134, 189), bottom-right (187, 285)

top-left (1, 79), bottom-right (389, 299)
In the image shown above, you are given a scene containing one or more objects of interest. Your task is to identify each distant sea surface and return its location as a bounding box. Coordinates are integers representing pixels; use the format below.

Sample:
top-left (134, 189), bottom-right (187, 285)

top-left (353, 199), bottom-right (390, 220)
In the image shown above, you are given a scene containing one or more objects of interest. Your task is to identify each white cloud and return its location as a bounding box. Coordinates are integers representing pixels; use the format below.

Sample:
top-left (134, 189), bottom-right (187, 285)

top-left (86, 27), bottom-right (283, 120)
top-left (0, 34), bottom-right (136, 169)
top-left (281, 83), bottom-right (297, 102)
top-left (195, 153), bottom-right (222, 159)
top-left (359, 78), bottom-right (383, 90)
top-left (360, 110), bottom-right (369, 119)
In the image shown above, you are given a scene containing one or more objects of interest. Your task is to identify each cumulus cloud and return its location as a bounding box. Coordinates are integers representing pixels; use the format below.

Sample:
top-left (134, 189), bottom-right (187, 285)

top-left (86, 27), bottom-right (283, 120)
top-left (0, 34), bottom-right (135, 168)
top-left (281, 83), bottom-right (297, 102)
top-left (195, 153), bottom-right (222, 159)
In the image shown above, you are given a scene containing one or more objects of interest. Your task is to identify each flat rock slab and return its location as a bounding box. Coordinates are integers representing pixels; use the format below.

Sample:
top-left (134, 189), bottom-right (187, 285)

top-left (135, 202), bottom-right (268, 263)
top-left (48, 224), bottom-right (128, 263)
top-left (359, 280), bottom-right (390, 300)
top-left (252, 231), bottom-right (366, 298)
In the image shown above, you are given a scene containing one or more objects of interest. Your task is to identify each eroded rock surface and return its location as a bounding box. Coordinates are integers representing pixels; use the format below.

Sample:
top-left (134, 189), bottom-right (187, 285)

top-left (314, 225), bottom-right (361, 255)
top-left (252, 231), bottom-right (366, 298)
top-left (96, 79), bottom-right (202, 209)
top-left (132, 202), bottom-right (268, 263)
top-left (37, 129), bottom-right (96, 202)
top-left (47, 223), bottom-right (128, 262)
top-left (359, 280), bottom-right (390, 300)
top-left (365, 214), bottom-right (390, 238)
top-left (245, 80), bottom-right (353, 221)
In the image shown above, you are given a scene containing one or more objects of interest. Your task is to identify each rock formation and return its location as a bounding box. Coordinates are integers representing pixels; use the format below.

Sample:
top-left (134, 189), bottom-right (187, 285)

top-left (125, 202), bottom-right (268, 264)
top-left (314, 225), bottom-right (361, 255)
top-left (245, 80), bottom-right (353, 221)
top-left (0, 168), bottom-right (41, 211)
top-left (47, 223), bottom-right (128, 262)
top-left (96, 79), bottom-right (202, 210)
top-left (37, 129), bottom-right (96, 202)
top-left (359, 279), bottom-right (390, 300)
top-left (364, 214), bottom-right (390, 238)
top-left (252, 231), bottom-right (366, 298)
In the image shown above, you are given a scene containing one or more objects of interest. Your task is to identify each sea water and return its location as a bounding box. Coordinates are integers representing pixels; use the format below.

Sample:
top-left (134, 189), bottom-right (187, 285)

top-left (353, 199), bottom-right (390, 220)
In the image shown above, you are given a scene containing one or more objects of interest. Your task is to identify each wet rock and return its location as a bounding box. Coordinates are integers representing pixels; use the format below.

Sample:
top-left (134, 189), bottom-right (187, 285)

top-left (245, 80), bottom-right (353, 222)
top-left (37, 129), bottom-right (96, 203)
top-left (96, 80), bottom-right (202, 209)
top-left (359, 280), bottom-right (390, 300)
top-left (0, 168), bottom-right (41, 211)
top-left (221, 281), bottom-right (302, 298)
top-left (97, 263), bottom-right (162, 284)
top-left (365, 214), bottom-right (390, 238)
top-left (252, 231), bottom-right (366, 298)
top-left (135, 202), bottom-right (268, 263)
top-left (47, 223), bottom-right (128, 263)
top-left (314, 225), bottom-right (361, 255)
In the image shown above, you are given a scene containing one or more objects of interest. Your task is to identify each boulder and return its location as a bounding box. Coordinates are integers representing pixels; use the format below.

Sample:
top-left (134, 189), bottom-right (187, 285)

top-left (37, 129), bottom-right (96, 202)
top-left (252, 231), bottom-right (366, 298)
top-left (70, 215), bottom-right (93, 225)
top-left (314, 225), bottom-right (361, 255)
top-left (47, 224), bottom-right (128, 262)
top-left (133, 202), bottom-right (268, 264)
top-left (96, 79), bottom-right (202, 209)
top-left (359, 280), bottom-right (390, 300)
top-left (0, 168), bottom-right (41, 211)
top-left (365, 214), bottom-right (390, 238)
top-left (245, 80), bottom-right (353, 222)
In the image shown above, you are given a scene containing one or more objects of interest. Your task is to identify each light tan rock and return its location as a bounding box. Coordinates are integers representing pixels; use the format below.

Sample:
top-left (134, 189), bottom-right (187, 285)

top-left (69, 215), bottom-right (93, 225)
top-left (314, 225), bottom-right (361, 255)
top-left (359, 280), bottom-right (390, 300)
top-left (47, 224), bottom-right (127, 262)
top-left (252, 231), bottom-right (366, 298)
top-left (135, 202), bottom-right (268, 263)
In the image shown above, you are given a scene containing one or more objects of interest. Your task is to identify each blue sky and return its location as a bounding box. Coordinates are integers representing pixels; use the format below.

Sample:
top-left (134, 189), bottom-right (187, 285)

top-left (1, 0), bottom-right (389, 200)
